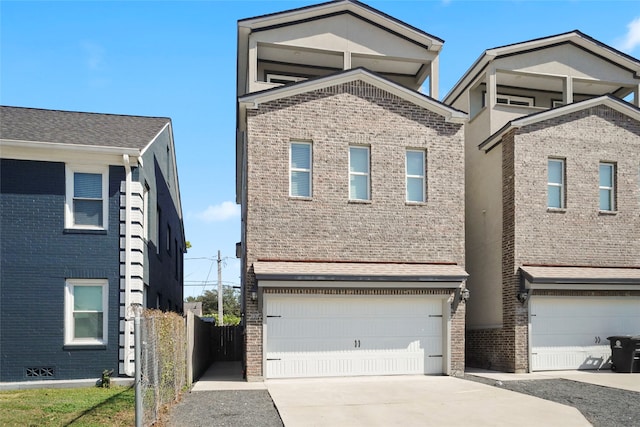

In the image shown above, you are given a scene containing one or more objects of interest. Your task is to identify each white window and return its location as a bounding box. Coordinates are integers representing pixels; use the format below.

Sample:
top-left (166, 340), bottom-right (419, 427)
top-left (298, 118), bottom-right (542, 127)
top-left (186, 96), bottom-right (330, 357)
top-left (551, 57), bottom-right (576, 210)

top-left (290, 142), bottom-right (312, 197)
top-left (65, 165), bottom-right (108, 229)
top-left (599, 162), bottom-right (615, 211)
top-left (485, 93), bottom-right (534, 107)
top-left (349, 146), bottom-right (370, 201)
top-left (548, 159), bottom-right (565, 209)
top-left (497, 94), bottom-right (534, 106)
top-left (64, 279), bottom-right (108, 346)
top-left (266, 74), bottom-right (306, 85)
top-left (406, 150), bottom-right (426, 202)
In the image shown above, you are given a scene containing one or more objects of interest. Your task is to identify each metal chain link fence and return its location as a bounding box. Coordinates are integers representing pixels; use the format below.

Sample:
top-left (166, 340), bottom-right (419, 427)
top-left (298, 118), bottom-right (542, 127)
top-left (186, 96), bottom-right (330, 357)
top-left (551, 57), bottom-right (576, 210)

top-left (139, 309), bottom-right (187, 426)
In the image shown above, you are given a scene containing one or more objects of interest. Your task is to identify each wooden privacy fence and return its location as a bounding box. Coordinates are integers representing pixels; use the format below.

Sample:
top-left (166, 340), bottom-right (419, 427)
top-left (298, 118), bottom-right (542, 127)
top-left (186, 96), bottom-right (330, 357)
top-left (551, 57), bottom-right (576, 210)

top-left (212, 325), bottom-right (243, 361)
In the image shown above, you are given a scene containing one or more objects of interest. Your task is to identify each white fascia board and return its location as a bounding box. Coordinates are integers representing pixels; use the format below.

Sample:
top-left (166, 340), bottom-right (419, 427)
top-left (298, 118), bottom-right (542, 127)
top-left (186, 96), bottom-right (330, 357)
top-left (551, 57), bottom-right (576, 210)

top-left (515, 96), bottom-right (640, 127)
top-left (239, 69), bottom-right (467, 123)
top-left (238, 1), bottom-right (442, 51)
top-left (139, 122), bottom-right (171, 157)
top-left (480, 95), bottom-right (640, 152)
top-left (137, 122), bottom-right (185, 222)
top-left (491, 32), bottom-right (640, 74)
top-left (444, 53), bottom-right (492, 105)
top-left (1, 139), bottom-right (140, 165)
top-left (444, 31), bottom-right (640, 105)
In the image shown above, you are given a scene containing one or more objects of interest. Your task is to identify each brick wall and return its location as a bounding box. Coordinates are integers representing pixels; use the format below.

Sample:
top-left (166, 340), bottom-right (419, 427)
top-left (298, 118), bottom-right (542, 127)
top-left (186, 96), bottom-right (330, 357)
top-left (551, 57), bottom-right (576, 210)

top-left (468, 105), bottom-right (640, 373)
top-left (0, 160), bottom-right (123, 381)
top-left (243, 80), bottom-right (466, 379)
top-left (514, 106), bottom-right (640, 267)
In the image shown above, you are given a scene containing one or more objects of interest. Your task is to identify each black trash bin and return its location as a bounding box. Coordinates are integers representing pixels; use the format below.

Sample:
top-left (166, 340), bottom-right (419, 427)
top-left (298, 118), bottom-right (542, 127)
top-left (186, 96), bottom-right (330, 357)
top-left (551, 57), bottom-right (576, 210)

top-left (607, 336), bottom-right (640, 373)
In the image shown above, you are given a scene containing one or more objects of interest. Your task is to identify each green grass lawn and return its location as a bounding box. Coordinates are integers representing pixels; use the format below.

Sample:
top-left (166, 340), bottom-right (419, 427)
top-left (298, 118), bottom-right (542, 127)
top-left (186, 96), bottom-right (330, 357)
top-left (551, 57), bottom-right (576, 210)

top-left (0, 386), bottom-right (134, 426)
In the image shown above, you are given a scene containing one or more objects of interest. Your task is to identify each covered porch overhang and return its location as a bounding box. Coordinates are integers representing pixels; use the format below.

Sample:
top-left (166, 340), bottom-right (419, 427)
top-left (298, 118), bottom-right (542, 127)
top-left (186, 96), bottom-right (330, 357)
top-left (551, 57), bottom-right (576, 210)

top-left (519, 265), bottom-right (640, 291)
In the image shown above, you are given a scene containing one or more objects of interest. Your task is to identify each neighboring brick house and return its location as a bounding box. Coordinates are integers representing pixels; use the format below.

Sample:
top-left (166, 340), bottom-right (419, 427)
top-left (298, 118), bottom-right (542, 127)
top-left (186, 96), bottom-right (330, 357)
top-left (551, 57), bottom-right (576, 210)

top-left (0, 106), bottom-right (185, 382)
top-left (237, 0), bottom-right (468, 381)
top-left (444, 31), bottom-right (640, 372)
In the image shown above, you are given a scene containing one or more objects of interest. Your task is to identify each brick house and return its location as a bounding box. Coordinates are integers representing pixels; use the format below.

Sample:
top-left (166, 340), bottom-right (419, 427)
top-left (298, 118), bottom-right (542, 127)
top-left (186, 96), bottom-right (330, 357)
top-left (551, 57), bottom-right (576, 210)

top-left (444, 31), bottom-right (640, 372)
top-left (236, 1), bottom-right (469, 380)
top-left (0, 106), bottom-right (185, 382)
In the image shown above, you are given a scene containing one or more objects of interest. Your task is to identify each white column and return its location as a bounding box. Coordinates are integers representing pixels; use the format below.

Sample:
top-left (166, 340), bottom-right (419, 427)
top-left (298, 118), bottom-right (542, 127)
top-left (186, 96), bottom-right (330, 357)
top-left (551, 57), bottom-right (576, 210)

top-left (343, 51), bottom-right (351, 70)
top-left (248, 37), bottom-right (258, 91)
top-left (563, 77), bottom-right (574, 105)
top-left (429, 56), bottom-right (439, 100)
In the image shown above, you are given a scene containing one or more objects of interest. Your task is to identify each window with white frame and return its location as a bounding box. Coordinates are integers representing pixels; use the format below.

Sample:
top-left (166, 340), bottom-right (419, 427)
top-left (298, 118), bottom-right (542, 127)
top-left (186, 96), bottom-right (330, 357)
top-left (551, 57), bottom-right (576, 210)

top-left (349, 146), bottom-right (370, 200)
top-left (497, 94), bottom-right (534, 106)
top-left (547, 158), bottom-right (565, 208)
top-left (484, 93), bottom-right (534, 107)
top-left (599, 162), bottom-right (616, 211)
top-left (266, 74), bottom-right (306, 85)
top-left (290, 142), bottom-right (312, 197)
top-left (65, 165), bottom-right (108, 229)
top-left (64, 279), bottom-right (108, 345)
top-left (406, 150), bottom-right (426, 202)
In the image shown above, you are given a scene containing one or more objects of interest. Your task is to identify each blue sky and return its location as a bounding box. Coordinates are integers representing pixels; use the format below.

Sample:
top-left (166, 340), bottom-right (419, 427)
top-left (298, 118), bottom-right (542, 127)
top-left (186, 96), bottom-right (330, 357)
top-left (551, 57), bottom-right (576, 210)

top-left (2, 1), bottom-right (639, 299)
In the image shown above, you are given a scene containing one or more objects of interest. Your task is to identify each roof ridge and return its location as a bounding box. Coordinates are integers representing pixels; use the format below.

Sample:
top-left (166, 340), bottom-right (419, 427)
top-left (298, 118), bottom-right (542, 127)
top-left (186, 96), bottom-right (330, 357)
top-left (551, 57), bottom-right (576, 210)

top-left (0, 105), bottom-right (171, 121)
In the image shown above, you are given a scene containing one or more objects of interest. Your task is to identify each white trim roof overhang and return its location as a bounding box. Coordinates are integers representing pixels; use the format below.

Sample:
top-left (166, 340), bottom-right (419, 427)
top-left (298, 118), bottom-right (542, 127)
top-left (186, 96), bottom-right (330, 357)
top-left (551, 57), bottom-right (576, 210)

top-left (520, 266), bottom-right (640, 291)
top-left (238, 0), bottom-right (443, 50)
top-left (478, 95), bottom-right (640, 153)
top-left (254, 260), bottom-right (468, 289)
top-left (239, 67), bottom-right (467, 123)
top-left (444, 30), bottom-right (640, 106)
top-left (1, 138), bottom-right (142, 165)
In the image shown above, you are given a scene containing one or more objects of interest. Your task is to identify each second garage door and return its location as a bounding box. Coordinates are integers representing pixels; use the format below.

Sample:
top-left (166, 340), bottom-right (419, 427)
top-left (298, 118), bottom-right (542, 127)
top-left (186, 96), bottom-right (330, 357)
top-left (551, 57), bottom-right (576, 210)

top-left (530, 296), bottom-right (640, 371)
top-left (265, 294), bottom-right (445, 378)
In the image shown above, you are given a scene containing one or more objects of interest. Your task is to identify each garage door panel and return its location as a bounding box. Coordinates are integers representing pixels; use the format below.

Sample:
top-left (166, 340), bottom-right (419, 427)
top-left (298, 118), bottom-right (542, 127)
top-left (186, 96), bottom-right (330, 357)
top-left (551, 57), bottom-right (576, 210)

top-left (265, 294), bottom-right (445, 378)
top-left (531, 297), bottom-right (640, 371)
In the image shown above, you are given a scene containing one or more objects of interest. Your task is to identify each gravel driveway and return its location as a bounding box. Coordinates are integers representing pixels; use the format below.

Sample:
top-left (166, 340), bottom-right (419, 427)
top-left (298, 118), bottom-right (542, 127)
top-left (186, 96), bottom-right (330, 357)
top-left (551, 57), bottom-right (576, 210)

top-left (466, 375), bottom-right (640, 427)
top-left (165, 390), bottom-right (283, 427)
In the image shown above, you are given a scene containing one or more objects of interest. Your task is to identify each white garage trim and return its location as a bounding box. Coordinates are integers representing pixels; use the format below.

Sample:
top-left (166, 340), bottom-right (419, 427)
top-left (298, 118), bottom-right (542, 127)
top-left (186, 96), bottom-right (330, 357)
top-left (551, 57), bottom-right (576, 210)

top-left (529, 296), bottom-right (640, 371)
top-left (263, 293), bottom-right (451, 378)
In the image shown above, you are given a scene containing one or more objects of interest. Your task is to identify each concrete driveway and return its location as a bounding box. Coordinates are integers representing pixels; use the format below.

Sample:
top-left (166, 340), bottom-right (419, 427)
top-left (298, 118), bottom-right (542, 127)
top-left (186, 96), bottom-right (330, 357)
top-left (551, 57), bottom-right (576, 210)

top-left (265, 375), bottom-right (590, 427)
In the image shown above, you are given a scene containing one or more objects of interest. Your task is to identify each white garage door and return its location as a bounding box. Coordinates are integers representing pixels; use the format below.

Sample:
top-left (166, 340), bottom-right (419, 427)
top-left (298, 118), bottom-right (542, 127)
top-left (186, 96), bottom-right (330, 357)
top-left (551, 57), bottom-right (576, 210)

top-left (265, 294), bottom-right (445, 378)
top-left (531, 297), bottom-right (640, 371)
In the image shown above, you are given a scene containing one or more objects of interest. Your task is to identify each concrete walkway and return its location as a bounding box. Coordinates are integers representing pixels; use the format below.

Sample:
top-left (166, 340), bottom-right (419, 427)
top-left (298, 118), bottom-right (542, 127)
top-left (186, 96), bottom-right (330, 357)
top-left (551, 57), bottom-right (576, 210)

top-left (191, 362), bottom-right (266, 391)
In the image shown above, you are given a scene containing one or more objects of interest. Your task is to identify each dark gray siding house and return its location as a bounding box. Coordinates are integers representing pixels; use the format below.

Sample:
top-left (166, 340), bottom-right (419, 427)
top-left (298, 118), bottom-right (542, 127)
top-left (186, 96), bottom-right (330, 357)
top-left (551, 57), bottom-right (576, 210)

top-left (0, 106), bottom-right (184, 382)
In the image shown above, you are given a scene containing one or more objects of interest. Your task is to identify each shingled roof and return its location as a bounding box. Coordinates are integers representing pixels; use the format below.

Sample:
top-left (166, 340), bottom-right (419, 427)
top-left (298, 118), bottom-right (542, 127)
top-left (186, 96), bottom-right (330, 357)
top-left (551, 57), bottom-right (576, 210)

top-left (0, 106), bottom-right (170, 150)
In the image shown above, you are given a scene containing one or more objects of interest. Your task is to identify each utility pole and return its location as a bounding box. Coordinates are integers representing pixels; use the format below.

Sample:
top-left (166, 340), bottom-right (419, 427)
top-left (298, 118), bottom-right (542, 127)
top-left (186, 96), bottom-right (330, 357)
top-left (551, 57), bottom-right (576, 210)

top-left (217, 250), bottom-right (223, 326)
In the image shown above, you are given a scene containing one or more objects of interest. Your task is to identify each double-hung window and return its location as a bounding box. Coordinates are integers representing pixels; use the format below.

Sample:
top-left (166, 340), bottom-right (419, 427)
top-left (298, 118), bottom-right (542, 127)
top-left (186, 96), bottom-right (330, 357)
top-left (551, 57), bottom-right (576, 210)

top-left (406, 150), bottom-right (426, 202)
top-left (349, 146), bottom-right (370, 201)
top-left (599, 162), bottom-right (616, 211)
top-left (290, 142), bottom-right (312, 197)
top-left (65, 165), bottom-right (108, 229)
top-left (64, 279), bottom-right (108, 346)
top-left (547, 158), bottom-right (565, 209)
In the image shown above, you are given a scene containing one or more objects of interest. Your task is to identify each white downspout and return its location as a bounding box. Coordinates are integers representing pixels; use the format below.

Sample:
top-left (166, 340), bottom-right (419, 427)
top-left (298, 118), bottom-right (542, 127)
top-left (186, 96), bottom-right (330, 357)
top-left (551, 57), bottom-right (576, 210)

top-left (123, 154), bottom-right (134, 376)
